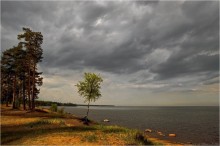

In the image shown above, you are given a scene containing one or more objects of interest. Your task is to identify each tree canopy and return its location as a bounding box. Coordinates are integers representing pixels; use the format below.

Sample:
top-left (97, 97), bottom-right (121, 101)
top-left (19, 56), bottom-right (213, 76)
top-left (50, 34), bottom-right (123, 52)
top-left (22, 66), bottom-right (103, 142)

top-left (76, 72), bottom-right (103, 118)
top-left (1, 27), bottom-right (43, 110)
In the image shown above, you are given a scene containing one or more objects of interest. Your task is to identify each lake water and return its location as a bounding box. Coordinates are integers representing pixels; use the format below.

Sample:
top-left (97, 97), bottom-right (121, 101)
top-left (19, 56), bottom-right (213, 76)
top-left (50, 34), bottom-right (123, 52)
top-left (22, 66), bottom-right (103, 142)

top-left (58, 106), bottom-right (219, 145)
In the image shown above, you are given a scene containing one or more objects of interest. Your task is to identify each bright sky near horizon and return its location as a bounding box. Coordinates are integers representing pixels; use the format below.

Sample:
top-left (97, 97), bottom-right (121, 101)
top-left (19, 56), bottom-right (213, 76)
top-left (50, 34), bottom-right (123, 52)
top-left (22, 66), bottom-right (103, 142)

top-left (1, 0), bottom-right (219, 106)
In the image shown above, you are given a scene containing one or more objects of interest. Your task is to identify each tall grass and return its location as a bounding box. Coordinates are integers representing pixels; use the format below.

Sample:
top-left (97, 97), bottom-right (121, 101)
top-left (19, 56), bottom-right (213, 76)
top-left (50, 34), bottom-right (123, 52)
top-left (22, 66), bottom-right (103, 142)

top-left (50, 104), bottom-right (57, 112)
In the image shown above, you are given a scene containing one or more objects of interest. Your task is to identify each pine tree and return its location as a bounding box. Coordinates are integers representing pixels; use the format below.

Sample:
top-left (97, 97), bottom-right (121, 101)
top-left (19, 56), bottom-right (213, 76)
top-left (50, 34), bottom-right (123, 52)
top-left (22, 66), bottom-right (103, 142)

top-left (1, 27), bottom-right (43, 110)
top-left (18, 27), bottom-right (43, 110)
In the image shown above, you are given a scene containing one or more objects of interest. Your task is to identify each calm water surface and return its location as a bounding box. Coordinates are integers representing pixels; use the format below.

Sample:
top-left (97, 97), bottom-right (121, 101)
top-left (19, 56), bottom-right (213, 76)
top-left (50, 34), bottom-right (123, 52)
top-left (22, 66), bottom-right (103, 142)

top-left (58, 106), bottom-right (219, 145)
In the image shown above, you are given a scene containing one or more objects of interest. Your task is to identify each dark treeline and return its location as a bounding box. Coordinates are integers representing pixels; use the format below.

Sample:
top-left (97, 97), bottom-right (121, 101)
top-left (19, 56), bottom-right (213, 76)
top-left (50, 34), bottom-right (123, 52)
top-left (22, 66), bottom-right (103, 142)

top-left (36, 100), bottom-right (114, 107)
top-left (1, 27), bottom-right (43, 110)
top-left (77, 104), bottom-right (115, 107)
top-left (35, 100), bottom-right (77, 106)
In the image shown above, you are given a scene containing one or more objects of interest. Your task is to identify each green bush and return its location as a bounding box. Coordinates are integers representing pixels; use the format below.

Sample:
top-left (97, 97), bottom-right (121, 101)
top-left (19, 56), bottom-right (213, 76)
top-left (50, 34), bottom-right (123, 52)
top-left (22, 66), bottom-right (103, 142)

top-left (58, 107), bottom-right (64, 114)
top-left (135, 132), bottom-right (154, 145)
top-left (50, 104), bottom-right (57, 112)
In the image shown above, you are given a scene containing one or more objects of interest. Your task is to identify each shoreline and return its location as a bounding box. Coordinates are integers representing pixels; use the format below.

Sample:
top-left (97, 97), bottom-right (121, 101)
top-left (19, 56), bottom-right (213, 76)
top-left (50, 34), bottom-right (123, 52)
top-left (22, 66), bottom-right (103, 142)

top-left (1, 104), bottom-right (183, 145)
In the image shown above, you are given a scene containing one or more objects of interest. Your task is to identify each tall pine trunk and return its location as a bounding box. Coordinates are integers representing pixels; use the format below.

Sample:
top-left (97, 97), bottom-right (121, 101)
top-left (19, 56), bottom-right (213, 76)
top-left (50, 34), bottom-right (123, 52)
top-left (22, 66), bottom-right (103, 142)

top-left (6, 75), bottom-right (10, 107)
top-left (31, 63), bottom-right (36, 110)
top-left (12, 75), bottom-right (17, 109)
top-left (6, 94), bottom-right (9, 107)
top-left (18, 87), bottom-right (21, 108)
top-left (23, 76), bottom-right (26, 110)
top-left (28, 61), bottom-right (31, 110)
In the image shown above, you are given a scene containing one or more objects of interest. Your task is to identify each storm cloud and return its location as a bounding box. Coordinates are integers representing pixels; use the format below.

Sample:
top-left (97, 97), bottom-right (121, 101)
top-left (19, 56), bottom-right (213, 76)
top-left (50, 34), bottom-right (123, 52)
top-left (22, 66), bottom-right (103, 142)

top-left (1, 1), bottom-right (219, 106)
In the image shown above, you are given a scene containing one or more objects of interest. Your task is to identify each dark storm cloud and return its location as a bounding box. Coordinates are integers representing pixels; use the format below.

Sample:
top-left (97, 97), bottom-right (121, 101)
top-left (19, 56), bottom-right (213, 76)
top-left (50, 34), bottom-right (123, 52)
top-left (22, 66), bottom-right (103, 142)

top-left (84, 40), bottom-right (149, 73)
top-left (1, 1), bottom-right (57, 30)
top-left (1, 1), bottom-right (219, 88)
top-left (150, 1), bottom-right (219, 80)
top-left (151, 54), bottom-right (219, 80)
top-left (135, 0), bottom-right (159, 6)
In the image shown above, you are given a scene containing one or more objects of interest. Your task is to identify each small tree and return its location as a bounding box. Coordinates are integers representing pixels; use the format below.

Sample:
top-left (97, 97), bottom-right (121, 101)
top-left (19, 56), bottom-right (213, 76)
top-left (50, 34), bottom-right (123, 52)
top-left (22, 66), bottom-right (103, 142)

top-left (76, 72), bottom-right (103, 119)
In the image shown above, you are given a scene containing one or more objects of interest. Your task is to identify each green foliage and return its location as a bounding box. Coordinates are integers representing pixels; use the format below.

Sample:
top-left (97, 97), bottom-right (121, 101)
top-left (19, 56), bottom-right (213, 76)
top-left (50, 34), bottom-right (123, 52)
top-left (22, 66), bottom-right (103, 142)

top-left (50, 104), bottom-right (58, 112)
top-left (49, 104), bottom-right (64, 115)
top-left (18, 27), bottom-right (43, 63)
top-left (58, 107), bottom-right (64, 114)
top-left (76, 72), bottom-right (103, 117)
top-left (76, 72), bottom-right (103, 103)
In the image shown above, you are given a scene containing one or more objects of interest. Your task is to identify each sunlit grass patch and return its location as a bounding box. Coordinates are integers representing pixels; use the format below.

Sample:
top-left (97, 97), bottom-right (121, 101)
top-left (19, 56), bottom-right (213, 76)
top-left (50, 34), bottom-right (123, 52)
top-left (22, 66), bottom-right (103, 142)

top-left (94, 124), bottom-right (129, 132)
top-left (25, 118), bottom-right (65, 128)
top-left (81, 134), bottom-right (98, 142)
top-left (1, 116), bottom-right (40, 126)
top-left (7, 132), bottom-right (82, 145)
top-left (46, 118), bottom-right (65, 125)
top-left (102, 125), bottom-right (129, 133)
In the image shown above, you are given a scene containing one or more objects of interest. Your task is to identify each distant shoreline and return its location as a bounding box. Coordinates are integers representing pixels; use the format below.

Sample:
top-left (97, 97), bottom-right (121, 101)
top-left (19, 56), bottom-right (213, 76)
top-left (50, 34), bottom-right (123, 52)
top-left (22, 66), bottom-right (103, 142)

top-left (75, 104), bottom-right (115, 107)
top-left (35, 100), bottom-right (115, 107)
top-left (36, 101), bottom-right (218, 107)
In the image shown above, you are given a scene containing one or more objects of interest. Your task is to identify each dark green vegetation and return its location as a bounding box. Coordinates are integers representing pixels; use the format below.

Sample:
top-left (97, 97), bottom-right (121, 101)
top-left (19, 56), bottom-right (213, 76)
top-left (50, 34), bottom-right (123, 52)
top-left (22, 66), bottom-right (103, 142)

top-left (48, 103), bottom-right (64, 114)
top-left (1, 27), bottom-right (43, 110)
top-left (35, 100), bottom-right (114, 107)
top-left (35, 100), bottom-right (77, 106)
top-left (76, 73), bottom-right (103, 118)
top-left (49, 103), bottom-right (58, 112)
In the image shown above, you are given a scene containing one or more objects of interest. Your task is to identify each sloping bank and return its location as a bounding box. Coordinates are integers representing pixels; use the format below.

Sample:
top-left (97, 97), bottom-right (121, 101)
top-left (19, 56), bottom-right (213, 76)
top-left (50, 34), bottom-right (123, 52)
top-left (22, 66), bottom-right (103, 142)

top-left (1, 105), bottom-right (182, 145)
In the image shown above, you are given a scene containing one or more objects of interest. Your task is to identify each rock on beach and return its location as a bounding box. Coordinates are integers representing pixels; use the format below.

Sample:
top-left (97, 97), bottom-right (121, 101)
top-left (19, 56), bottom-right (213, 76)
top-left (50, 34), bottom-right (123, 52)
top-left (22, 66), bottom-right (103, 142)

top-left (169, 134), bottom-right (176, 137)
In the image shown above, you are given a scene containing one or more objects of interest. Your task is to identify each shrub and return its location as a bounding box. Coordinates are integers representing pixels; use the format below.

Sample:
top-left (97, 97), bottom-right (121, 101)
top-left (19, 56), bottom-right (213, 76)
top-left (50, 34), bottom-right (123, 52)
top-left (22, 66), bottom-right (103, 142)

top-left (58, 107), bottom-right (64, 114)
top-left (102, 126), bottom-right (127, 133)
top-left (135, 132), bottom-right (154, 145)
top-left (50, 104), bottom-right (57, 112)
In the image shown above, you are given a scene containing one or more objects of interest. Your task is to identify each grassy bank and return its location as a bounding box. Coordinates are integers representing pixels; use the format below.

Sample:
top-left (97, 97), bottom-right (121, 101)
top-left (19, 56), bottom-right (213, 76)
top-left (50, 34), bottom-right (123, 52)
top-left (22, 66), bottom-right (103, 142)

top-left (1, 105), bottom-right (179, 145)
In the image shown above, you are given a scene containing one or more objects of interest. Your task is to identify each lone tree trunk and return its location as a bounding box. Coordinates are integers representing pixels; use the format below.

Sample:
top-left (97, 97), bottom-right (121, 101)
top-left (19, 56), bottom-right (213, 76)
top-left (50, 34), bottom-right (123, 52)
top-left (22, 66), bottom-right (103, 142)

top-left (86, 100), bottom-right (90, 118)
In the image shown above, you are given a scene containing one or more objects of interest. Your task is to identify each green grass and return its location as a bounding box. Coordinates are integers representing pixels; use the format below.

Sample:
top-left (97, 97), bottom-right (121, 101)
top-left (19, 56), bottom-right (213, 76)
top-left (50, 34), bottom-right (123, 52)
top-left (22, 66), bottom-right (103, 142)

top-left (26, 118), bottom-right (65, 127)
top-left (92, 125), bottom-right (153, 145)
top-left (82, 134), bottom-right (98, 142)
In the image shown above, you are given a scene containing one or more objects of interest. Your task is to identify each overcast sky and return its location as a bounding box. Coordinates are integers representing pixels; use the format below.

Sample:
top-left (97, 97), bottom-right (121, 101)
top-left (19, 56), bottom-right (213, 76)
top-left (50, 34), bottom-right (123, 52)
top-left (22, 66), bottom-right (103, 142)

top-left (1, 0), bottom-right (219, 106)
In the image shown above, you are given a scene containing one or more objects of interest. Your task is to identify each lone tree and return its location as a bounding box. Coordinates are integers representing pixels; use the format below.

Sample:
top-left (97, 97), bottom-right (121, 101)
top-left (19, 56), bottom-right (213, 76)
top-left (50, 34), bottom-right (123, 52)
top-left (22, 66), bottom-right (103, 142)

top-left (76, 72), bottom-right (103, 120)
